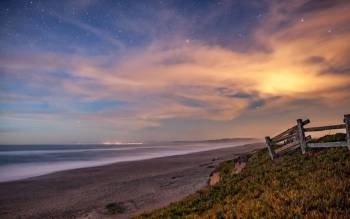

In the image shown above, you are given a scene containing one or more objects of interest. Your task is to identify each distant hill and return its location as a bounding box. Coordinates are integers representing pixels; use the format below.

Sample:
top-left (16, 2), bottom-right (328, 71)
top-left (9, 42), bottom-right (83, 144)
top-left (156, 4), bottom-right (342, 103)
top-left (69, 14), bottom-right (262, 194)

top-left (311, 133), bottom-right (346, 143)
top-left (143, 138), bottom-right (258, 146)
top-left (171, 138), bottom-right (257, 144)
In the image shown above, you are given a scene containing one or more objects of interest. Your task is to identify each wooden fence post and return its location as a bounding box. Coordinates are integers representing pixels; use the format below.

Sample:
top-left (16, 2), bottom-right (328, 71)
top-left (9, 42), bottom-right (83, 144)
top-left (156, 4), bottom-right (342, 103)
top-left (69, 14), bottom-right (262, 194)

top-left (265, 136), bottom-right (275, 160)
top-left (297, 119), bottom-right (307, 154)
top-left (344, 114), bottom-right (350, 150)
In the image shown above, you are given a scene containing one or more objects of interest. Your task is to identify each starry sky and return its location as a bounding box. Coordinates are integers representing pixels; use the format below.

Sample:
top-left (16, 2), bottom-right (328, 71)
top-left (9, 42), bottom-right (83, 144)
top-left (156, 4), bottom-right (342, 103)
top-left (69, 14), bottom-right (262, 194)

top-left (1, 0), bottom-right (350, 144)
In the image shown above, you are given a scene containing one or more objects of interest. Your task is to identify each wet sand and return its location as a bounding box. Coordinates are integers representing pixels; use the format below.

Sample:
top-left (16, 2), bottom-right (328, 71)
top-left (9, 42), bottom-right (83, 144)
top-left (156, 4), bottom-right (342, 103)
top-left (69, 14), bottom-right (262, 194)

top-left (0, 142), bottom-right (264, 219)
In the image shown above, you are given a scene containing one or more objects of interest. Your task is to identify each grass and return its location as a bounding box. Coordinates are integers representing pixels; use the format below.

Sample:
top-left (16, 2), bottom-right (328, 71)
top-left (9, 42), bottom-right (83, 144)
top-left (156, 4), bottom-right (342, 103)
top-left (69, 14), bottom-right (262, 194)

top-left (136, 136), bottom-right (350, 218)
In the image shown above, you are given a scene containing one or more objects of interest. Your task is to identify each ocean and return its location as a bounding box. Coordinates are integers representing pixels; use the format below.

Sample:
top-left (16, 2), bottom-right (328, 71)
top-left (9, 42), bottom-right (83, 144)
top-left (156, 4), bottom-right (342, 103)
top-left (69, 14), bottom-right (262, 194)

top-left (0, 140), bottom-right (255, 182)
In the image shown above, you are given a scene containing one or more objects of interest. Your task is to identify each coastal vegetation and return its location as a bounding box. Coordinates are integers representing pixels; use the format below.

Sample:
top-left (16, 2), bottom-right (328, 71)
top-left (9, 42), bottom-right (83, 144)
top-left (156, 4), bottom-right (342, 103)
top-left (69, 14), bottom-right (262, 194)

top-left (137, 134), bottom-right (350, 218)
top-left (105, 202), bottom-right (126, 215)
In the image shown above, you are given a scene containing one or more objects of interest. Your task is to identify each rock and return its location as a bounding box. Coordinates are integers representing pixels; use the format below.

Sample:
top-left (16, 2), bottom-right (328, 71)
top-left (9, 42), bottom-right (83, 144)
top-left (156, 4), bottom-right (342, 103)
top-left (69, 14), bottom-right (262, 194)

top-left (209, 172), bottom-right (220, 186)
top-left (233, 161), bottom-right (246, 174)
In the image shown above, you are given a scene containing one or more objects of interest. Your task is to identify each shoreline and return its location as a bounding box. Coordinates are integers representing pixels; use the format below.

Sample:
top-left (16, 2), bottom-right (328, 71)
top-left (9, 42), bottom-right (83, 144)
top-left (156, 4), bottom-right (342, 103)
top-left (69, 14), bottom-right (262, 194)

top-left (0, 140), bottom-right (258, 183)
top-left (0, 142), bottom-right (264, 219)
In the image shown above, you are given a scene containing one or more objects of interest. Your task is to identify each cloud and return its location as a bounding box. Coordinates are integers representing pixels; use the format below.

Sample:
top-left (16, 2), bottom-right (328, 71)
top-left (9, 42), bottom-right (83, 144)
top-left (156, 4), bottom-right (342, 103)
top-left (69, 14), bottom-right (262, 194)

top-left (295, 0), bottom-right (343, 14)
top-left (1, 0), bottom-right (350, 142)
top-left (305, 56), bottom-right (326, 64)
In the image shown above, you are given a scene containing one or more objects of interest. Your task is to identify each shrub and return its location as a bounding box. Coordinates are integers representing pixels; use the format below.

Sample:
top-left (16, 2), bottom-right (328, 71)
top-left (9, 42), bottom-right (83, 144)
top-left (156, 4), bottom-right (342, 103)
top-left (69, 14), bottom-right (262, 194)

top-left (105, 202), bottom-right (126, 214)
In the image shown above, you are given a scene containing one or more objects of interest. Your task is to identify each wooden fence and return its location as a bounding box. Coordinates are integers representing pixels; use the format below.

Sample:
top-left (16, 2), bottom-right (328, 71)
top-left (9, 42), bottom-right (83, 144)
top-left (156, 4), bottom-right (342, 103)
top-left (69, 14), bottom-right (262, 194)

top-left (265, 114), bottom-right (350, 160)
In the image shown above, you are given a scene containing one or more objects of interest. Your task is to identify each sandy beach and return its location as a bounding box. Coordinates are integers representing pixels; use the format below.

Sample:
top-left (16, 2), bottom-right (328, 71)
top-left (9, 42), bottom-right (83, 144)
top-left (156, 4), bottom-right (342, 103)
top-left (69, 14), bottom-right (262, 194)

top-left (0, 142), bottom-right (264, 219)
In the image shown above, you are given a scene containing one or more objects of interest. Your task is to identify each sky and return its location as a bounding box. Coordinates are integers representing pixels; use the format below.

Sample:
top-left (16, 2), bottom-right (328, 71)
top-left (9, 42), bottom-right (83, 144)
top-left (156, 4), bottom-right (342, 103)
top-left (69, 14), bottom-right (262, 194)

top-left (0, 0), bottom-right (350, 144)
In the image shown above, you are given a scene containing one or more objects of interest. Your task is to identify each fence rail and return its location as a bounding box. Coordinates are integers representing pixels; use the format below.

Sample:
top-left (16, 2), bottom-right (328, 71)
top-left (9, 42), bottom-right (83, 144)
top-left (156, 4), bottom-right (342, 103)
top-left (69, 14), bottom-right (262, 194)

top-left (304, 124), bottom-right (346, 132)
top-left (265, 114), bottom-right (350, 160)
top-left (308, 141), bottom-right (347, 148)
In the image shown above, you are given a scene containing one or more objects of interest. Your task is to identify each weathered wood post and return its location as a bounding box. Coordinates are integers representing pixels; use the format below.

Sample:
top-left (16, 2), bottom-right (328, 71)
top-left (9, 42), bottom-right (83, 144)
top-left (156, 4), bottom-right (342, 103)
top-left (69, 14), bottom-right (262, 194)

top-left (344, 114), bottom-right (350, 150)
top-left (265, 136), bottom-right (275, 160)
top-left (297, 119), bottom-right (307, 154)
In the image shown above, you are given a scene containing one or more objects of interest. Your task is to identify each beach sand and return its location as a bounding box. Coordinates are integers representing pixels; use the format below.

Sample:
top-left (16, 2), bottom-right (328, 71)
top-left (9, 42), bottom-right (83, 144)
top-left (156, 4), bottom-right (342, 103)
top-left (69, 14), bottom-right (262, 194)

top-left (0, 142), bottom-right (264, 219)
